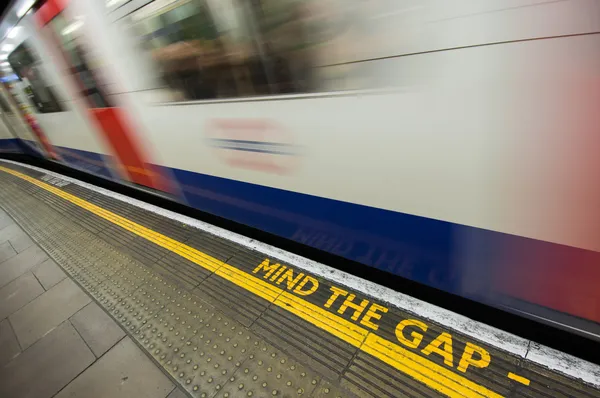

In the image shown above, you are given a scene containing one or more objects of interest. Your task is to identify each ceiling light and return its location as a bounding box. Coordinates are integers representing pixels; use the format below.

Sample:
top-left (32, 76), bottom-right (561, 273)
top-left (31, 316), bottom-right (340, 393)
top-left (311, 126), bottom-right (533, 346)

top-left (61, 20), bottom-right (84, 36)
top-left (7, 27), bottom-right (21, 39)
top-left (17, 0), bottom-right (36, 18)
top-left (106, 0), bottom-right (126, 8)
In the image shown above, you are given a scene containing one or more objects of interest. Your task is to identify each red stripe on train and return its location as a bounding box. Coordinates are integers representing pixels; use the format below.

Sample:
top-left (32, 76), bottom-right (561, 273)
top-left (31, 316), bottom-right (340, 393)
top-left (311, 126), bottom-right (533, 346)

top-left (35, 0), bottom-right (66, 25)
top-left (89, 108), bottom-right (156, 187)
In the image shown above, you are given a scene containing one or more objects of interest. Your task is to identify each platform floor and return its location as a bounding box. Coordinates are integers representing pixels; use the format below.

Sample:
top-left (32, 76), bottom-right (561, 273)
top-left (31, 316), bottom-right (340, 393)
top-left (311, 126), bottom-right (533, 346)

top-left (0, 206), bottom-right (186, 398)
top-left (0, 160), bottom-right (598, 398)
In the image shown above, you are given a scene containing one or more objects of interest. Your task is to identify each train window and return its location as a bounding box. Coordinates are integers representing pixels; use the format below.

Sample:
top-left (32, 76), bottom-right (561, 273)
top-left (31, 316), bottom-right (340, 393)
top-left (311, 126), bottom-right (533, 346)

top-left (131, 0), bottom-right (269, 100)
top-left (129, 0), bottom-right (364, 101)
top-left (7, 42), bottom-right (64, 113)
top-left (47, 15), bottom-right (112, 108)
top-left (249, 0), bottom-right (368, 92)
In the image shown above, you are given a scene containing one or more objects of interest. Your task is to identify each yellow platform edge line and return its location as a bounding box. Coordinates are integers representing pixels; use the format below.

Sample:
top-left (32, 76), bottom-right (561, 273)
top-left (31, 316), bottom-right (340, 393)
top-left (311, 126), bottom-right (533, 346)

top-left (0, 165), bottom-right (504, 398)
top-left (507, 372), bottom-right (530, 386)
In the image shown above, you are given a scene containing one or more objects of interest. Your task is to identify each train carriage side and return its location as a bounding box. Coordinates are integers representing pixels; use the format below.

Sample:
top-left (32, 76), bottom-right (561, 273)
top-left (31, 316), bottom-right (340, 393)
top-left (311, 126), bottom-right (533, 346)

top-left (105, 0), bottom-right (600, 335)
top-left (2, 0), bottom-right (600, 337)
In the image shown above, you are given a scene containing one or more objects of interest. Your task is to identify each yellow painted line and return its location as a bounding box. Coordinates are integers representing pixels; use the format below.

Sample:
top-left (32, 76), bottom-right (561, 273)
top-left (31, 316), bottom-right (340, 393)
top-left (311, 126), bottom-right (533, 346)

top-left (364, 334), bottom-right (502, 397)
top-left (275, 292), bottom-right (368, 347)
top-left (215, 265), bottom-right (282, 302)
top-left (507, 372), bottom-right (530, 386)
top-left (0, 165), bottom-right (504, 398)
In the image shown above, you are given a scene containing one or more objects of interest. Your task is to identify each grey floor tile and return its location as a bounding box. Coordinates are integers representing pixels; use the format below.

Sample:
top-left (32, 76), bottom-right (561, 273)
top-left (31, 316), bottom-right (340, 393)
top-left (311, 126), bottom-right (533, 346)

top-left (0, 210), bottom-right (13, 231)
top-left (9, 278), bottom-right (91, 349)
top-left (0, 241), bottom-right (16, 264)
top-left (70, 303), bottom-right (125, 357)
top-left (0, 319), bottom-right (20, 367)
top-left (0, 245), bottom-right (48, 289)
top-left (9, 232), bottom-right (34, 253)
top-left (0, 321), bottom-right (95, 398)
top-left (32, 259), bottom-right (67, 290)
top-left (0, 272), bottom-right (44, 320)
top-left (54, 337), bottom-right (174, 398)
top-left (0, 224), bottom-right (25, 245)
top-left (166, 387), bottom-right (189, 398)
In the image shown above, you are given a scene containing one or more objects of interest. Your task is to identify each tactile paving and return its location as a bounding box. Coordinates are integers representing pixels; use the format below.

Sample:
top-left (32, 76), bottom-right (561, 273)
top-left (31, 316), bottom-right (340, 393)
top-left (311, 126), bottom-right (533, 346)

top-left (0, 173), bottom-right (355, 397)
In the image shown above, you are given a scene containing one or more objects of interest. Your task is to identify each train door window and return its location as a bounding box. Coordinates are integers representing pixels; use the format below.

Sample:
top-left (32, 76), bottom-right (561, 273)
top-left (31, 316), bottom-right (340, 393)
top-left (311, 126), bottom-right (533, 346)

top-left (129, 0), bottom-right (365, 100)
top-left (245, 0), bottom-right (313, 94)
top-left (7, 42), bottom-right (64, 113)
top-left (130, 0), bottom-right (272, 100)
top-left (46, 16), bottom-right (112, 108)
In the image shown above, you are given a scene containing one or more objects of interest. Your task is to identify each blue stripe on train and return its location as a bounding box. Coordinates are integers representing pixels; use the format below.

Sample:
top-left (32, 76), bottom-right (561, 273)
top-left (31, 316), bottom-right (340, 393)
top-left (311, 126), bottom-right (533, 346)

top-left (0, 138), bottom-right (21, 153)
top-left (54, 146), bottom-right (115, 180)
top-left (0, 138), bottom-right (44, 157)
top-left (0, 141), bottom-right (114, 179)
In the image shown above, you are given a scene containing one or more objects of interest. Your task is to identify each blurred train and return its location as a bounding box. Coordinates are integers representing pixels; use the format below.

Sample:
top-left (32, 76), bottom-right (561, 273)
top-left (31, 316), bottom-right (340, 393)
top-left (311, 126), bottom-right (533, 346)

top-left (0, 0), bottom-right (599, 337)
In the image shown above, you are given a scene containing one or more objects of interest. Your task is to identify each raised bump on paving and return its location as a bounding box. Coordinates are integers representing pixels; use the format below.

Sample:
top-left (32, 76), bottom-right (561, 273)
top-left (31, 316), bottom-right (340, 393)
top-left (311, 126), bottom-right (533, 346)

top-left (0, 162), bottom-right (598, 398)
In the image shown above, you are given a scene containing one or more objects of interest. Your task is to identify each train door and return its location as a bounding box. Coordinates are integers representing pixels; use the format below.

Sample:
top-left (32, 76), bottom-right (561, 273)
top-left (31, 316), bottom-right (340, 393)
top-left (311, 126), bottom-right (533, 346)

top-left (34, 0), bottom-right (168, 190)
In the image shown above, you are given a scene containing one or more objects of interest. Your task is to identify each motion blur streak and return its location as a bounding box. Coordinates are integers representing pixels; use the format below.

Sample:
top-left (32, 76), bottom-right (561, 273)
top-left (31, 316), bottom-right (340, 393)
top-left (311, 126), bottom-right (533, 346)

top-left (0, 0), bottom-right (599, 336)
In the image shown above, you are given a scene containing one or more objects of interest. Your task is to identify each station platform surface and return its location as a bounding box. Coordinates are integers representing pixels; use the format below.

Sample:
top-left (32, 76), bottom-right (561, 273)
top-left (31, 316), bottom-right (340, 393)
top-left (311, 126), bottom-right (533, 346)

top-left (0, 159), bottom-right (599, 398)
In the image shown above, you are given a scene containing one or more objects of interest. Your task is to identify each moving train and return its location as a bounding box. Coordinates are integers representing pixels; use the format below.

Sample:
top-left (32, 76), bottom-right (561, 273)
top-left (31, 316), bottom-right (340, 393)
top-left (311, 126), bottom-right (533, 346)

top-left (0, 0), bottom-right (599, 337)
